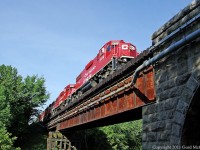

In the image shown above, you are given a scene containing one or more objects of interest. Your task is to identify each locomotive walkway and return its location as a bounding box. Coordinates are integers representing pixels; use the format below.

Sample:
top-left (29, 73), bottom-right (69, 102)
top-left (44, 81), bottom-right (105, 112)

top-left (46, 0), bottom-right (200, 149)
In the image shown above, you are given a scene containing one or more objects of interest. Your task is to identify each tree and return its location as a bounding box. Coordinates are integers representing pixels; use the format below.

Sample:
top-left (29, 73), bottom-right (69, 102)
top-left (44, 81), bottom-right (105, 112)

top-left (100, 120), bottom-right (142, 150)
top-left (70, 120), bottom-right (142, 150)
top-left (0, 65), bottom-right (49, 147)
top-left (0, 85), bottom-right (17, 150)
top-left (0, 122), bottom-right (19, 150)
top-left (0, 85), bottom-right (11, 126)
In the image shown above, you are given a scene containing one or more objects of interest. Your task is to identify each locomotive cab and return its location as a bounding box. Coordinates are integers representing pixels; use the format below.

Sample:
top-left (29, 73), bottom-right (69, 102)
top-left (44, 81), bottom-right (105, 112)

top-left (118, 43), bottom-right (137, 59)
top-left (100, 40), bottom-right (137, 60)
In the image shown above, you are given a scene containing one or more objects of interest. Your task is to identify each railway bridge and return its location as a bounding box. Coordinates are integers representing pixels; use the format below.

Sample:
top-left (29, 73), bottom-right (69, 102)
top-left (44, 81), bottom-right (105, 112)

top-left (46, 0), bottom-right (200, 149)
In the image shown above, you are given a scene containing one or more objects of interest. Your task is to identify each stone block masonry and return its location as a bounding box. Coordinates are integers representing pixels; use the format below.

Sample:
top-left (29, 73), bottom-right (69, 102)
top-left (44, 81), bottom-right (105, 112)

top-left (142, 0), bottom-right (200, 149)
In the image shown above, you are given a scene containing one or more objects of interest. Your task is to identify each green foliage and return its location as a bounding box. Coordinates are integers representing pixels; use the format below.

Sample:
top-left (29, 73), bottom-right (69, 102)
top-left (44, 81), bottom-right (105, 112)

top-left (0, 124), bottom-right (14, 150)
top-left (20, 123), bottom-right (48, 150)
top-left (100, 120), bottom-right (142, 150)
top-left (70, 120), bottom-right (142, 150)
top-left (0, 65), bottom-right (49, 148)
top-left (84, 129), bottom-right (112, 150)
top-left (0, 85), bottom-right (11, 126)
top-left (0, 85), bottom-right (18, 149)
top-left (0, 122), bottom-right (20, 150)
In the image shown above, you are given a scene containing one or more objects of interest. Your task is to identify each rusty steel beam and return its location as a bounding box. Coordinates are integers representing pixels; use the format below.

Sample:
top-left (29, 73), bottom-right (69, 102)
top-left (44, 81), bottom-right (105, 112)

top-left (47, 67), bottom-right (155, 131)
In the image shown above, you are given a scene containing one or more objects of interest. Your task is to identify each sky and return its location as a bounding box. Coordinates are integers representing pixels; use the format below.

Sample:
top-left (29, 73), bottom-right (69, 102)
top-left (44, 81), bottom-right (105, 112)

top-left (0, 0), bottom-right (192, 109)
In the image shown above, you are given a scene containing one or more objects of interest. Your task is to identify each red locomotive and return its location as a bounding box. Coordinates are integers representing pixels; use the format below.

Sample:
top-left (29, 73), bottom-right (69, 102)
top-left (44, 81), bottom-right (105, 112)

top-left (76, 40), bottom-right (137, 92)
top-left (39, 40), bottom-right (138, 121)
top-left (52, 84), bottom-right (76, 112)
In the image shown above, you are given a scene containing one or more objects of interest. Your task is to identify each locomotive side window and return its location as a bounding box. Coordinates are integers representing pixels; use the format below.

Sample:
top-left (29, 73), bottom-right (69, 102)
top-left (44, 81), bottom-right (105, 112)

top-left (102, 48), bottom-right (105, 53)
top-left (106, 45), bottom-right (111, 51)
top-left (99, 48), bottom-right (105, 56)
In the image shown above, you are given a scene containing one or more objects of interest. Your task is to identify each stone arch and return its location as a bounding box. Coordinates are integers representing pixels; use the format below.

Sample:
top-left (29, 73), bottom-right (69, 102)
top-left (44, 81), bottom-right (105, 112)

top-left (169, 74), bottom-right (200, 146)
top-left (181, 85), bottom-right (200, 146)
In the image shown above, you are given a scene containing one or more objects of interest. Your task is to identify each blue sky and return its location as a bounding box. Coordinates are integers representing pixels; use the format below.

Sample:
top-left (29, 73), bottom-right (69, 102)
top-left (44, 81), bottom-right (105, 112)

top-left (0, 0), bottom-right (192, 109)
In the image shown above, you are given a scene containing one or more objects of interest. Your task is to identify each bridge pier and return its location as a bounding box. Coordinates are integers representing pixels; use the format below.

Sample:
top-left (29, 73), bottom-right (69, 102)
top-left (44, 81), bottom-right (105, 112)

top-left (142, 74), bottom-right (200, 149)
top-left (47, 131), bottom-right (77, 150)
top-left (142, 0), bottom-right (200, 149)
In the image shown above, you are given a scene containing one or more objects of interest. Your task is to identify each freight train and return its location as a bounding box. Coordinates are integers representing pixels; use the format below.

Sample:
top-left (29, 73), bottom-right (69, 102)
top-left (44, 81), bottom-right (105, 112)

top-left (39, 40), bottom-right (138, 122)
